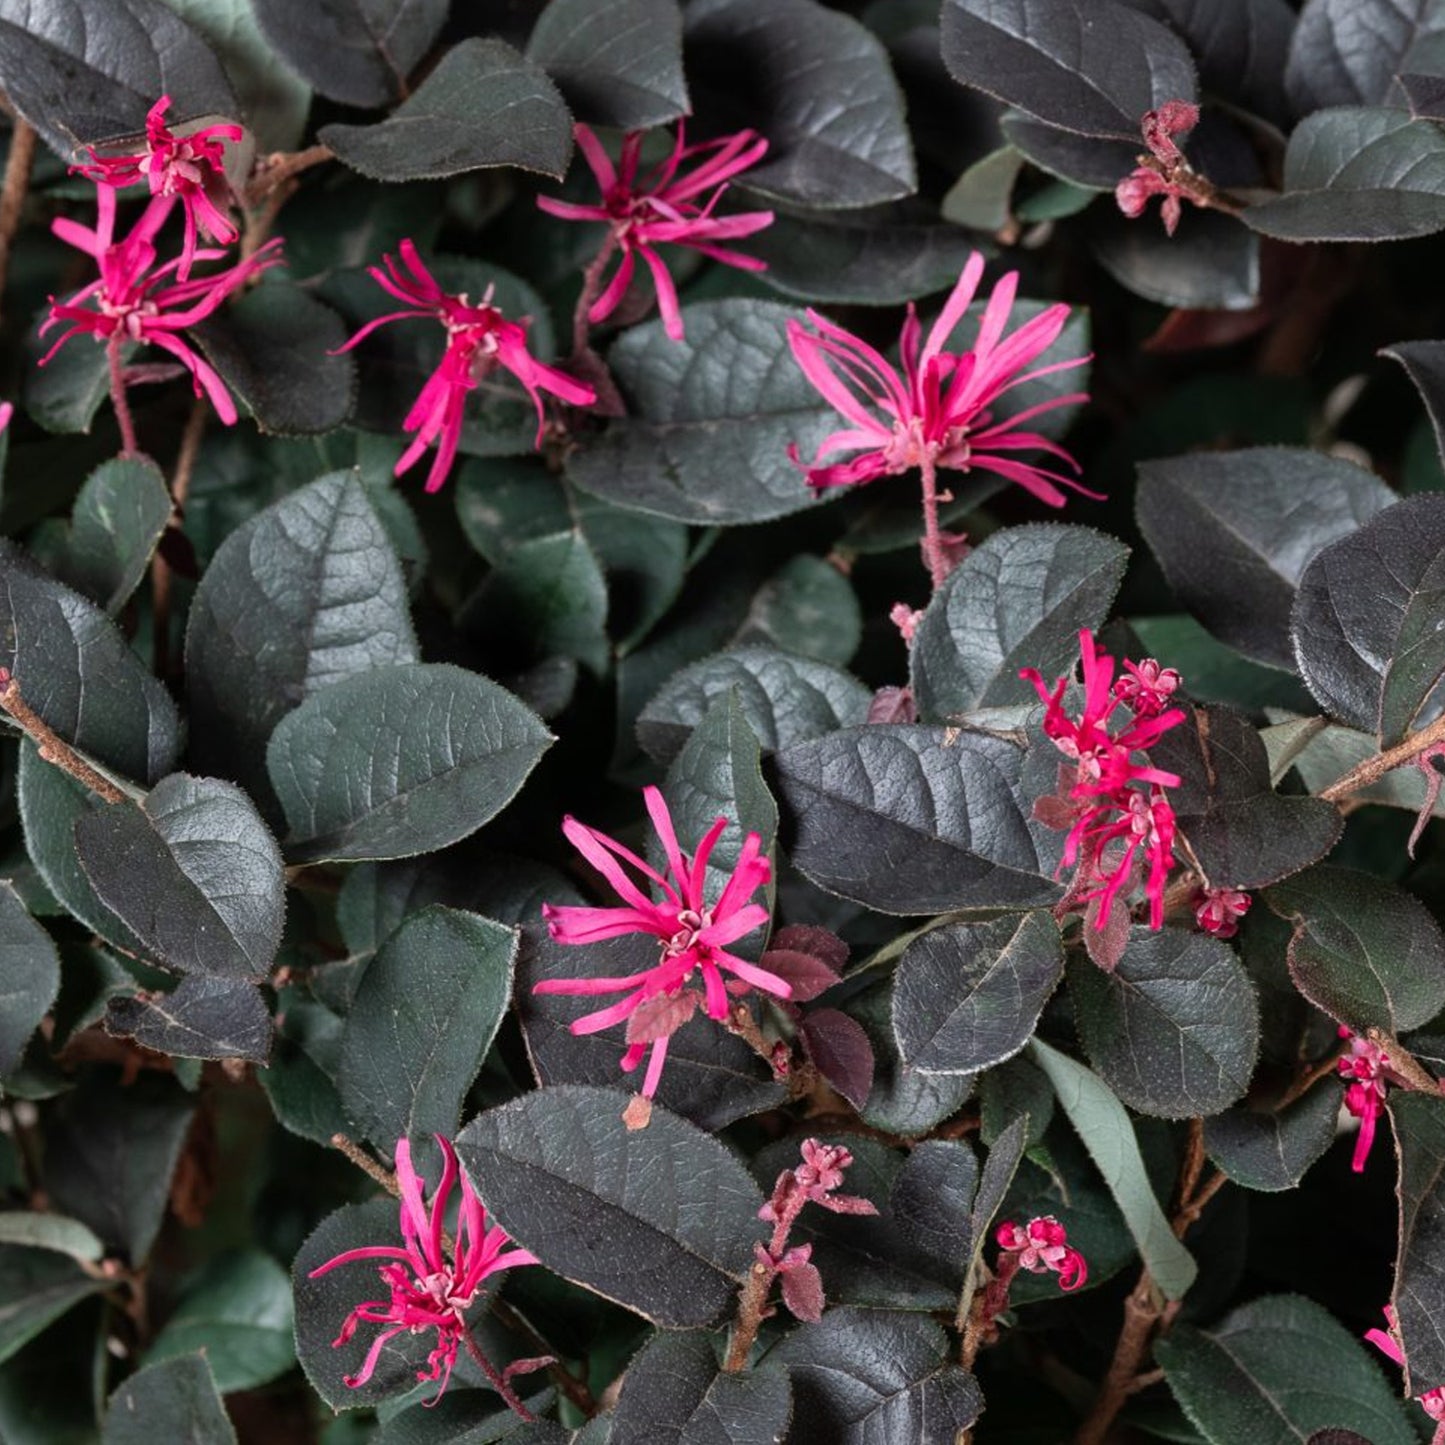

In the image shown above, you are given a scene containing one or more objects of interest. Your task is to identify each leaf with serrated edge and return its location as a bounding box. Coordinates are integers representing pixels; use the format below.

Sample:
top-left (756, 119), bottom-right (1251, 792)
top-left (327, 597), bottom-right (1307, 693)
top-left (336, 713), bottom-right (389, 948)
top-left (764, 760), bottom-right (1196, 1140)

top-left (1029, 1038), bottom-right (1197, 1299)
top-left (101, 1353), bottom-right (236, 1445)
top-left (339, 907), bottom-right (517, 1146)
top-left (1204, 1083), bottom-right (1343, 1193)
top-left (456, 1085), bottom-right (765, 1328)
top-left (0, 880), bottom-right (59, 1076)
top-left (1390, 1091), bottom-right (1445, 1392)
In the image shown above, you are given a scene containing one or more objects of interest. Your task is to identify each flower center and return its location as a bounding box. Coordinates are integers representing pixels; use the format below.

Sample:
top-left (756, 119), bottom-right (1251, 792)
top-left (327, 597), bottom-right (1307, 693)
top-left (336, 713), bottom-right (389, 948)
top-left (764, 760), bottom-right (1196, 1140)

top-left (664, 907), bottom-right (713, 958)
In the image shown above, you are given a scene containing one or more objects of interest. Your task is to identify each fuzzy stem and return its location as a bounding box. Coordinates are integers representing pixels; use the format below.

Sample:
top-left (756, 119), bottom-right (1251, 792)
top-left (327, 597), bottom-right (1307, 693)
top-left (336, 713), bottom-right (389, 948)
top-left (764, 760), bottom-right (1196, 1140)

top-left (330, 1133), bottom-right (399, 1196)
top-left (0, 117), bottom-right (36, 328)
top-left (572, 230), bottom-right (619, 360)
top-left (151, 397), bottom-right (206, 677)
top-left (1318, 712), bottom-right (1445, 803)
top-left (107, 337), bottom-right (140, 457)
top-left (243, 143), bottom-right (333, 206)
top-left (0, 676), bottom-right (125, 802)
top-left (1073, 1269), bottom-right (1162, 1445)
top-left (722, 1258), bottom-right (775, 1373)
top-left (487, 1296), bottom-right (597, 1418)
top-left (461, 1328), bottom-right (535, 1421)
top-left (919, 451), bottom-right (948, 590)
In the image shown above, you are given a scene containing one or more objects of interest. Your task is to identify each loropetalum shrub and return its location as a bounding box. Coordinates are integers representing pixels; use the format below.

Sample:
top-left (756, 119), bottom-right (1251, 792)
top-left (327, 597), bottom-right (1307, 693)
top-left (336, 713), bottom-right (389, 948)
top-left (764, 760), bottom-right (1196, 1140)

top-left (11, 4), bottom-right (1445, 1445)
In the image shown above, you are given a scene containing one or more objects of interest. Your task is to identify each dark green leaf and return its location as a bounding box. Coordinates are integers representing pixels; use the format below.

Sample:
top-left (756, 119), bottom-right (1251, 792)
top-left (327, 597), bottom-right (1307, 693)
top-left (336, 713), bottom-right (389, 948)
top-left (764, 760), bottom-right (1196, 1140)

top-left (1137, 447), bottom-right (1394, 672)
top-left (1069, 928), bottom-right (1260, 1119)
top-left (979, 1058), bottom-right (1053, 1147)
top-left (1389, 1091), bottom-right (1445, 1392)
top-left (0, 1247), bottom-right (102, 1367)
top-left (1293, 494), bottom-right (1445, 743)
top-left (1149, 705), bottom-right (1343, 889)
top-left (267, 662), bottom-right (553, 862)
top-left (1388, 340), bottom-right (1445, 481)
top-left (776, 726), bottom-right (1057, 915)
top-left (251, 0), bottom-right (445, 107)
top-left (849, 980), bottom-right (976, 1136)
top-left (457, 1086), bottom-right (766, 1327)
top-left (1000, 110), bottom-right (1137, 189)
top-left (1091, 208), bottom-right (1260, 310)
top-left (1284, 0), bottom-right (1445, 114)
top-left (376, 1389), bottom-right (562, 1444)
top-left (190, 281), bottom-right (357, 436)
top-left (43, 1072), bottom-right (196, 1263)
top-left (769, 1308), bottom-right (981, 1443)
top-left (146, 1250), bottom-right (294, 1393)
top-left (0, 1213), bottom-right (103, 1263)
top-left (527, 0), bottom-right (688, 129)
top-left (970, 1113), bottom-right (1030, 1252)
top-left (733, 556), bottom-right (861, 667)
top-left (105, 975), bottom-right (272, 1063)
top-left (461, 530), bottom-right (609, 677)
top-left (888, 1139), bottom-right (978, 1277)
top-left (611, 1330), bottom-right (791, 1443)
top-left (339, 906), bottom-right (517, 1144)
top-left (185, 470), bottom-right (417, 806)
top-left (22, 324), bottom-right (114, 435)
top-left (892, 913), bottom-right (1063, 1075)
top-left (685, 0), bottom-right (915, 208)
top-left (321, 39), bottom-right (573, 181)
top-left (0, 0), bottom-right (237, 156)
top-left (518, 927), bottom-right (786, 1130)
top-left (752, 207), bottom-right (979, 305)
top-left (74, 774), bottom-right (285, 979)
top-left (16, 748), bottom-right (142, 952)
top-left (1029, 1039), bottom-right (1197, 1299)
top-left (1155, 1294), bottom-right (1417, 1445)
top-left (639, 646), bottom-right (871, 764)
top-left (64, 458), bottom-right (172, 615)
top-left (940, 0), bottom-right (1197, 141)
top-left (0, 881), bottom-right (59, 1076)
top-left (1203, 1083), bottom-right (1344, 1192)
top-left (566, 300), bottom-right (836, 525)
top-left (102, 1353), bottom-right (235, 1445)
top-left (1267, 865), bottom-right (1445, 1035)
top-left (910, 524), bottom-right (1128, 719)
top-left (258, 993), bottom-right (349, 1146)
top-left (1245, 108), bottom-right (1445, 243)
top-left (0, 541), bottom-right (180, 784)
top-left (664, 692), bottom-right (778, 901)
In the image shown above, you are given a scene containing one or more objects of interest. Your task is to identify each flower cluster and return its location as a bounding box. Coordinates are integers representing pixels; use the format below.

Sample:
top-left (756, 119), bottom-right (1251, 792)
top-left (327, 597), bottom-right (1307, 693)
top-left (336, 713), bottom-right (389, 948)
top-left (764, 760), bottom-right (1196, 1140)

top-left (1115, 101), bottom-right (1203, 237)
top-left (1338, 1028), bottom-right (1390, 1173)
top-left (1022, 630), bottom-right (1185, 934)
top-left (539, 124), bottom-right (773, 341)
top-left (753, 1140), bottom-right (877, 1324)
top-left (42, 99), bottom-right (272, 441)
top-left (785, 252), bottom-right (1092, 507)
top-left (535, 786), bottom-right (787, 1101)
top-left (1193, 886), bottom-right (1251, 939)
top-left (307, 1137), bottom-right (537, 1406)
top-left (995, 1215), bottom-right (1088, 1292)
top-left (337, 240), bottom-right (596, 493)
top-left (1367, 1307), bottom-right (1445, 1443)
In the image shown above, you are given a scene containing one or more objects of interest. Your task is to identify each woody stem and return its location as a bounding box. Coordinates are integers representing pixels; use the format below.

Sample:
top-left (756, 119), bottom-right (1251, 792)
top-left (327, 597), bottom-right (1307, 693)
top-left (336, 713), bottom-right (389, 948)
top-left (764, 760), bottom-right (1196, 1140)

top-left (572, 230), bottom-right (618, 360)
top-left (0, 676), bottom-right (125, 802)
top-left (461, 1329), bottom-right (535, 1421)
top-left (919, 451), bottom-right (948, 591)
top-left (1318, 711), bottom-right (1445, 802)
top-left (0, 116), bottom-right (36, 328)
top-left (107, 337), bottom-right (139, 457)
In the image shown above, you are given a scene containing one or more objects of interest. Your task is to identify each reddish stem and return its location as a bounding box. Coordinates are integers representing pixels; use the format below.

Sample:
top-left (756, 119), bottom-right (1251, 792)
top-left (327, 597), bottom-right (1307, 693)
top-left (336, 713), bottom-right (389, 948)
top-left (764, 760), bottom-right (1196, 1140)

top-left (107, 337), bottom-right (139, 457)
top-left (461, 1328), bottom-right (535, 1421)
top-left (572, 230), bottom-right (619, 361)
top-left (919, 451), bottom-right (948, 590)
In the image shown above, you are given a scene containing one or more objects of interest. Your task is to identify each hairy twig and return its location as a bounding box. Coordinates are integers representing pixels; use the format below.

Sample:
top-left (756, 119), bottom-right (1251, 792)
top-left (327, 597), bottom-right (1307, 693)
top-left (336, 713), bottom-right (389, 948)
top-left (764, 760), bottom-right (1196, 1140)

top-left (1318, 712), bottom-right (1445, 803)
top-left (0, 674), bottom-right (125, 802)
top-left (0, 116), bottom-right (36, 328)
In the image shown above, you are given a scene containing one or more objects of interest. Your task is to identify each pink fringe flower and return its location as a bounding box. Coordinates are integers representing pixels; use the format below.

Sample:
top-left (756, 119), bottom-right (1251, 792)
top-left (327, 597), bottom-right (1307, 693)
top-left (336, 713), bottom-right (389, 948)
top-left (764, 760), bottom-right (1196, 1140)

top-left (1367, 1306), bottom-right (1445, 1442)
top-left (1193, 886), bottom-right (1251, 940)
top-left (1338, 1028), bottom-right (1389, 1173)
top-left (1021, 629), bottom-right (1185, 932)
top-left (336, 240), bottom-right (596, 492)
top-left (40, 187), bottom-right (281, 425)
top-left (538, 124), bottom-right (774, 341)
top-left (535, 786), bottom-right (787, 1099)
top-left (1113, 657), bottom-right (1181, 718)
top-left (75, 96), bottom-right (242, 279)
top-left (995, 1215), bottom-right (1088, 1292)
top-left (1115, 101), bottom-right (1203, 237)
top-left (307, 1136), bottom-right (538, 1405)
top-left (785, 252), bottom-right (1092, 505)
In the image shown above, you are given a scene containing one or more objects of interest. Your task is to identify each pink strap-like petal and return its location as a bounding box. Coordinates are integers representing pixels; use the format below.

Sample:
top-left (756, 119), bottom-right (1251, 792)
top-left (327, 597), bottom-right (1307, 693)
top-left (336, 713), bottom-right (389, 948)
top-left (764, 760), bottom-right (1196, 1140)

top-left (921, 252), bottom-right (987, 367)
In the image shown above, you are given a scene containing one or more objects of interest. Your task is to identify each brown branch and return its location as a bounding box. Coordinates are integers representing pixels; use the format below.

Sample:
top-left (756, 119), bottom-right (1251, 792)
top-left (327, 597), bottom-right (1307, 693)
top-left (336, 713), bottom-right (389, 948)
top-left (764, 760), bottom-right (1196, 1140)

top-left (722, 1258), bottom-right (774, 1373)
top-left (0, 117), bottom-right (36, 327)
top-left (1318, 711), bottom-right (1445, 803)
top-left (488, 1296), bottom-right (597, 1418)
top-left (151, 398), bottom-right (205, 676)
top-left (243, 143), bottom-right (333, 206)
top-left (1173, 1169), bottom-right (1227, 1239)
top-left (330, 1133), bottom-right (399, 1195)
top-left (0, 675), bottom-right (124, 802)
top-left (571, 231), bottom-right (619, 362)
top-left (1073, 1270), bottom-right (1163, 1445)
